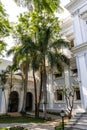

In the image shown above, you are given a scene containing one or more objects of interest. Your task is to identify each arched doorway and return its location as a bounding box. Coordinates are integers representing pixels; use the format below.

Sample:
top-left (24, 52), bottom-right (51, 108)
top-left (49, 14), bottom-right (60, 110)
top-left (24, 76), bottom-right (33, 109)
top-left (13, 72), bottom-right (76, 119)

top-left (26, 92), bottom-right (33, 111)
top-left (8, 91), bottom-right (19, 112)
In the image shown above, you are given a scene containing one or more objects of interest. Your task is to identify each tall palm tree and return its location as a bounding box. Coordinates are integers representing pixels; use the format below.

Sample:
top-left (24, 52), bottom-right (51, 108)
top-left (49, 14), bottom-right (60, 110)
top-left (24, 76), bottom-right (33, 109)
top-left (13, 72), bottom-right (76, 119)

top-left (7, 42), bottom-right (31, 112)
top-left (38, 31), bottom-right (69, 119)
top-left (30, 12), bottom-right (70, 118)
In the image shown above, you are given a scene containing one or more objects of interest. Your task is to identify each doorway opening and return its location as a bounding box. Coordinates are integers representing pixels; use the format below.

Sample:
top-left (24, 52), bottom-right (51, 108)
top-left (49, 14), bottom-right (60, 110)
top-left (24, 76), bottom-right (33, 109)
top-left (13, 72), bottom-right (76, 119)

top-left (8, 91), bottom-right (19, 112)
top-left (26, 92), bottom-right (33, 111)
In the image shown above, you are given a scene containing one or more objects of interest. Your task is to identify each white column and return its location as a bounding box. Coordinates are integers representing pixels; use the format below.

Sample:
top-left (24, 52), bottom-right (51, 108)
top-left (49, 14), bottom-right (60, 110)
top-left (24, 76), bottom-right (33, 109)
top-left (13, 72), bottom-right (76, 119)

top-left (76, 54), bottom-right (87, 111)
top-left (73, 14), bottom-right (83, 46)
top-left (47, 71), bottom-right (54, 109)
top-left (64, 66), bottom-right (70, 88)
top-left (0, 89), bottom-right (9, 114)
top-left (0, 87), bottom-right (2, 112)
top-left (1, 91), bottom-right (6, 114)
top-left (80, 18), bottom-right (87, 43)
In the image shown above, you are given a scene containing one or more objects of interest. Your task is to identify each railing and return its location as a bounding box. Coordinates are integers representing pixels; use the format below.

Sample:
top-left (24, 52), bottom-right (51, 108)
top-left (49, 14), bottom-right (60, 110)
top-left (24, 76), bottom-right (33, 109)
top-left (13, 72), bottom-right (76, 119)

top-left (70, 75), bottom-right (79, 86)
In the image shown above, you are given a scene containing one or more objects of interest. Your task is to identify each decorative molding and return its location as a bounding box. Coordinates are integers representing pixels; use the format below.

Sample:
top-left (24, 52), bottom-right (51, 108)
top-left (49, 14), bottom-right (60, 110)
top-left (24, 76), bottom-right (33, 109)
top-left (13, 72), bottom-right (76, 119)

top-left (80, 10), bottom-right (87, 20)
top-left (72, 42), bottom-right (87, 54)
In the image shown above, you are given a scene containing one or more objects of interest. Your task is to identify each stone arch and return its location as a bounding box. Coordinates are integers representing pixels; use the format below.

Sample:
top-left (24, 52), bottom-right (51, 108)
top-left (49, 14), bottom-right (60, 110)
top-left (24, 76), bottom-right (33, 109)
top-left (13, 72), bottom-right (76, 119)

top-left (26, 92), bottom-right (33, 111)
top-left (8, 91), bottom-right (19, 112)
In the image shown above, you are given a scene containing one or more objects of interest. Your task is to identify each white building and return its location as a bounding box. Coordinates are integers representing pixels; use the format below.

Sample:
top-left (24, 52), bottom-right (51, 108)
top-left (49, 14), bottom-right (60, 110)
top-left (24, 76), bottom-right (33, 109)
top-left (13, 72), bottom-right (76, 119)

top-left (66, 0), bottom-right (87, 112)
top-left (0, 0), bottom-right (87, 114)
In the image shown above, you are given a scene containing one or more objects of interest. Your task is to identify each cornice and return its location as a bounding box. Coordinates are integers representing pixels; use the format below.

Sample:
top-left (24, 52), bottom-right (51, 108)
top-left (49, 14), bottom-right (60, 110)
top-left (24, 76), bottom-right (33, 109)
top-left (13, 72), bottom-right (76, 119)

top-left (72, 42), bottom-right (87, 54)
top-left (66, 0), bottom-right (78, 10)
top-left (66, 0), bottom-right (87, 15)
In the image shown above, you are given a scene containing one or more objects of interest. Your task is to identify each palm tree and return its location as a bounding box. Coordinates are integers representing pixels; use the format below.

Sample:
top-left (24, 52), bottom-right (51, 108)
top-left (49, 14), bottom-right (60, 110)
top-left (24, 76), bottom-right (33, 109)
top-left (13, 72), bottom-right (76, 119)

top-left (7, 43), bottom-right (30, 113)
top-left (13, 0), bottom-right (61, 13)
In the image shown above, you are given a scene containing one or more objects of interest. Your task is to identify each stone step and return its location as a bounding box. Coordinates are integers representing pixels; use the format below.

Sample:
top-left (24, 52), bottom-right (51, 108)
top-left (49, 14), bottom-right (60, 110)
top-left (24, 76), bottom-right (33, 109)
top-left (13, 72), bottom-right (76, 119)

top-left (65, 124), bottom-right (87, 130)
top-left (67, 121), bottom-right (87, 125)
top-left (69, 119), bottom-right (87, 123)
top-left (65, 113), bottom-right (87, 130)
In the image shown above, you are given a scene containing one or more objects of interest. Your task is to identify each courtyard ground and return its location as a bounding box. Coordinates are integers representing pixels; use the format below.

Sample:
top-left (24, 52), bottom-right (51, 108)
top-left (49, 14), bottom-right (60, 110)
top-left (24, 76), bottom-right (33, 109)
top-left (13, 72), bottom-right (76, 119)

top-left (0, 112), bottom-right (69, 130)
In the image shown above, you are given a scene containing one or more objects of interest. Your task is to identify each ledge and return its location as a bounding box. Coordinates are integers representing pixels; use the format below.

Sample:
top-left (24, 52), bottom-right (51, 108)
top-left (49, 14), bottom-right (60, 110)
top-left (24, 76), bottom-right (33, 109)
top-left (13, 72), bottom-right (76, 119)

top-left (72, 42), bottom-right (87, 54)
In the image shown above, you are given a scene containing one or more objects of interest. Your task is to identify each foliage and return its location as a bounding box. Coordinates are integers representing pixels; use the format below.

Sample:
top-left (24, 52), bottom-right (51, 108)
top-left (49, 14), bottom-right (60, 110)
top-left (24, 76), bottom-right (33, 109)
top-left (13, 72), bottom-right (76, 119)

top-left (9, 126), bottom-right (26, 130)
top-left (55, 121), bottom-right (67, 130)
top-left (0, 0), bottom-right (11, 56)
top-left (0, 70), bottom-right (8, 86)
top-left (14, 0), bottom-right (62, 14)
top-left (0, 1), bottom-right (11, 37)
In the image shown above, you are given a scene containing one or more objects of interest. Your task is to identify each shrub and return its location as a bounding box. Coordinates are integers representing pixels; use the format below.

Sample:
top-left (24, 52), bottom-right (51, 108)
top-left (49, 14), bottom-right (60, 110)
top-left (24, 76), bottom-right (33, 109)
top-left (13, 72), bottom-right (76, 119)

top-left (9, 126), bottom-right (27, 130)
top-left (55, 121), bottom-right (67, 130)
top-left (55, 126), bottom-right (61, 130)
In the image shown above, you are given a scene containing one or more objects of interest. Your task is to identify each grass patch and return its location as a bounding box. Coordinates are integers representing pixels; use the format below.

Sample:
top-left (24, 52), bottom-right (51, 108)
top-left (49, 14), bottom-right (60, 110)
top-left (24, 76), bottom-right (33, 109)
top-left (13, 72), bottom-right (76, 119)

top-left (0, 128), bottom-right (8, 130)
top-left (0, 116), bottom-right (45, 123)
top-left (55, 121), bottom-right (67, 130)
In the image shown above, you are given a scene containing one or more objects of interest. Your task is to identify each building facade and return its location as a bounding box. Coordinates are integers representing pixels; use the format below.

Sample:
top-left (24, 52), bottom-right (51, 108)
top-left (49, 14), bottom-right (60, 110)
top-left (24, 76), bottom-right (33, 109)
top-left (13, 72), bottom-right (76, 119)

top-left (0, 59), bottom-right (40, 114)
top-left (66, 0), bottom-right (87, 112)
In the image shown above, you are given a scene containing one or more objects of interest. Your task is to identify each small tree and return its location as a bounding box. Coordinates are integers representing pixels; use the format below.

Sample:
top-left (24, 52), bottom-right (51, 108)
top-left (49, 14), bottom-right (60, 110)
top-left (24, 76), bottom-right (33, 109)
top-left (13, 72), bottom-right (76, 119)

top-left (63, 85), bottom-right (75, 119)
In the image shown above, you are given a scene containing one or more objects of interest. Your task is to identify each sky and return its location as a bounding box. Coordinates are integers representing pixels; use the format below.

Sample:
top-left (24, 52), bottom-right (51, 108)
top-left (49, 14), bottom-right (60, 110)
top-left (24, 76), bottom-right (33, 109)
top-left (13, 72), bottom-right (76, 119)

top-left (1, 0), bottom-right (70, 22)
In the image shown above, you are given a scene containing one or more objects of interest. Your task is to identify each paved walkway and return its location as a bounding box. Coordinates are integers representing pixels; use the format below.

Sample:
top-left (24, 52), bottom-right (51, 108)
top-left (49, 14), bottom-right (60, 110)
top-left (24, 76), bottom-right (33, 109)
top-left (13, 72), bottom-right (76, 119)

top-left (0, 120), bottom-right (59, 130)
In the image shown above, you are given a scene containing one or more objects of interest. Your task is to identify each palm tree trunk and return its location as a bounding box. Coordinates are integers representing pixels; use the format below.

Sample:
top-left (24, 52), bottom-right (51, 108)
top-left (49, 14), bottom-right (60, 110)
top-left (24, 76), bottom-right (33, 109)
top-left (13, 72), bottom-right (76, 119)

top-left (42, 58), bottom-right (47, 119)
top-left (22, 61), bottom-right (29, 113)
top-left (33, 68), bottom-right (38, 118)
top-left (3, 89), bottom-right (7, 113)
top-left (38, 69), bottom-right (43, 117)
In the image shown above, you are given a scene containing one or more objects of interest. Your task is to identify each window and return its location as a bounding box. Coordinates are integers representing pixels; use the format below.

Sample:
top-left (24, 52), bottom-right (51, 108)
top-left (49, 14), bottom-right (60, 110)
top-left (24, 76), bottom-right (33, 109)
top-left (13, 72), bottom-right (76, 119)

top-left (75, 89), bottom-right (81, 100)
top-left (56, 90), bottom-right (63, 101)
top-left (70, 40), bottom-right (74, 47)
top-left (54, 73), bottom-right (62, 78)
top-left (71, 68), bottom-right (77, 76)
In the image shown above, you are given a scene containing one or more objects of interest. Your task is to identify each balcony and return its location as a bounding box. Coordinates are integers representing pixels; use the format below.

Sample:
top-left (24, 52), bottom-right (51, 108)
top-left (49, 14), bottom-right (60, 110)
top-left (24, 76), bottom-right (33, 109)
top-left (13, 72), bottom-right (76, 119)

top-left (70, 75), bottom-right (79, 86)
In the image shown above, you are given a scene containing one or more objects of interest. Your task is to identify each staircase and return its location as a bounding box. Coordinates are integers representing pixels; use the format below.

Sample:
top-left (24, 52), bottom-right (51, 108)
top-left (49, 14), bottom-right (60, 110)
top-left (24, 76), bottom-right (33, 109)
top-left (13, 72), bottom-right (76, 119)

top-left (65, 113), bottom-right (87, 130)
